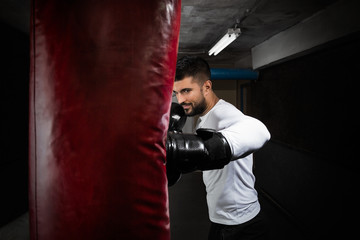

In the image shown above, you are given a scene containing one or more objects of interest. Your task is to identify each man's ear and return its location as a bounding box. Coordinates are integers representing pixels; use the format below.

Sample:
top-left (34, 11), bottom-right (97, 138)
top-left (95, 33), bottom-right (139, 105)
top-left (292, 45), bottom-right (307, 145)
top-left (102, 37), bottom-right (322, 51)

top-left (203, 80), bottom-right (212, 92)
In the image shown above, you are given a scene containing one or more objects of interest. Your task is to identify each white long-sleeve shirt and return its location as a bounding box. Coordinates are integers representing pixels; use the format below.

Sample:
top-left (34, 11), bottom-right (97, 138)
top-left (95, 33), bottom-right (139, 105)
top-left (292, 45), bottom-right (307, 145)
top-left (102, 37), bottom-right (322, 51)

top-left (195, 99), bottom-right (270, 225)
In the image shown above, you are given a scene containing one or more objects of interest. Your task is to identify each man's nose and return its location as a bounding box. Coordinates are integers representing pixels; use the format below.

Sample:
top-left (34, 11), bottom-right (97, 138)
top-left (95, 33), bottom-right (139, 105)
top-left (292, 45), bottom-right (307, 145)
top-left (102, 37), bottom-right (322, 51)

top-left (176, 94), bottom-right (185, 104)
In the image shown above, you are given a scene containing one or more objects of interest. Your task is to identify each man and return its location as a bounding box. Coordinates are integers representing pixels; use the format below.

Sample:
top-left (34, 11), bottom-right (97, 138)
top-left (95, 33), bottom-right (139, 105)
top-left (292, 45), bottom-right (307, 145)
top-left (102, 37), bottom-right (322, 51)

top-left (168, 56), bottom-right (271, 240)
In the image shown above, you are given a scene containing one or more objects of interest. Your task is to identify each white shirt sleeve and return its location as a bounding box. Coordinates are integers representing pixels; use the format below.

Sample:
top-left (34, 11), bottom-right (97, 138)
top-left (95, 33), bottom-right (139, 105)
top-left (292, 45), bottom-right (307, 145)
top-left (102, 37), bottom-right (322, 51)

top-left (220, 115), bottom-right (270, 159)
top-left (196, 100), bottom-right (270, 160)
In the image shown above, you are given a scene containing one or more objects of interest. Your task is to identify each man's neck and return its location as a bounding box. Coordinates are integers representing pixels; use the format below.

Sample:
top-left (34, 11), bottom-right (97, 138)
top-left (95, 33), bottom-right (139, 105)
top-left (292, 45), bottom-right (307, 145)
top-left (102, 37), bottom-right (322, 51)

top-left (200, 93), bottom-right (219, 117)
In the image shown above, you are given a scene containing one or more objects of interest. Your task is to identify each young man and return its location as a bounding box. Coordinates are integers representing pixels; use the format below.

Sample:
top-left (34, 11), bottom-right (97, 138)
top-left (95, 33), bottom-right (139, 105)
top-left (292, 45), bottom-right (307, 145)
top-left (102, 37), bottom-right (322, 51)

top-left (168, 56), bottom-right (271, 240)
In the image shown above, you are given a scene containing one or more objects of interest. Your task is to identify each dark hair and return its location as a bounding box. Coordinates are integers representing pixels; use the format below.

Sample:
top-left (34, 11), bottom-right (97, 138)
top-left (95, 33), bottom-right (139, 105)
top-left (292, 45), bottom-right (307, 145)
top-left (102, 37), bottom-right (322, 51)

top-left (175, 56), bottom-right (211, 84)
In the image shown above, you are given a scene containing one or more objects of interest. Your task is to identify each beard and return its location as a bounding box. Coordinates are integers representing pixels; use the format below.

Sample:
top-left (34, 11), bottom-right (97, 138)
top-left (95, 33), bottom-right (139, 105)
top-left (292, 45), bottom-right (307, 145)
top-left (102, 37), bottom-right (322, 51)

top-left (181, 96), bottom-right (207, 117)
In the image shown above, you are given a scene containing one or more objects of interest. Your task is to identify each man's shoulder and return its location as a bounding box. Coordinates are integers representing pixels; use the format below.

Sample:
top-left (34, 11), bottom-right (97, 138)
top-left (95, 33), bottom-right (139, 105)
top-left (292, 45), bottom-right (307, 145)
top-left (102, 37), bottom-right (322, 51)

top-left (213, 99), bottom-right (242, 116)
top-left (208, 100), bottom-right (244, 128)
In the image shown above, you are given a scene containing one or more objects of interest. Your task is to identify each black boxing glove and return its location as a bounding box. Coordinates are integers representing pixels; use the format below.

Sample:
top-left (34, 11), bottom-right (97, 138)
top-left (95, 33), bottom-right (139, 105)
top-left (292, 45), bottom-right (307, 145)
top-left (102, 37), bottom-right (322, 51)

top-left (166, 102), bottom-right (187, 186)
top-left (166, 128), bottom-right (232, 174)
top-left (168, 102), bottom-right (187, 133)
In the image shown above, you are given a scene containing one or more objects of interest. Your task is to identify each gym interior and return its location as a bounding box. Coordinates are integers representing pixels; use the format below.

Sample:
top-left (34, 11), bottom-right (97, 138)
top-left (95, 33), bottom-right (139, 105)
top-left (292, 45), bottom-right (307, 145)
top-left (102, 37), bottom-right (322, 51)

top-left (1, 0), bottom-right (358, 239)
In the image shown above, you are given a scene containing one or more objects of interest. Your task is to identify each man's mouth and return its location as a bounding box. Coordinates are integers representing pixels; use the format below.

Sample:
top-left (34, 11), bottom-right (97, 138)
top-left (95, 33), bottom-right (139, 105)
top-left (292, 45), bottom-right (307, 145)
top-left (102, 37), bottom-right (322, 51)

top-left (181, 103), bottom-right (192, 110)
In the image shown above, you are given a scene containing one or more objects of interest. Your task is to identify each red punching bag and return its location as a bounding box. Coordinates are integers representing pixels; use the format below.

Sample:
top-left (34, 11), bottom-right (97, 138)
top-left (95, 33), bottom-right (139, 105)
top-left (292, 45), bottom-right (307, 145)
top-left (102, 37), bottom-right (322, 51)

top-left (29, 0), bottom-right (181, 239)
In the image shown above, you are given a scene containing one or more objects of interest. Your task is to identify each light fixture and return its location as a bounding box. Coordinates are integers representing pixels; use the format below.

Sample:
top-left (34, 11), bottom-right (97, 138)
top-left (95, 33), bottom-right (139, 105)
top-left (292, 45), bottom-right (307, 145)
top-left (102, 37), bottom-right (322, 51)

top-left (208, 28), bottom-right (241, 56)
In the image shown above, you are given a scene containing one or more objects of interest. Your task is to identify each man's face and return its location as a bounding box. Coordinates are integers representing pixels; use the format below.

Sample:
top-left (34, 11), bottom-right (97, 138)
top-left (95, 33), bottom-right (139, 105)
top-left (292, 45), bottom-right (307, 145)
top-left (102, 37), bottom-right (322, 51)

top-left (173, 76), bottom-right (207, 116)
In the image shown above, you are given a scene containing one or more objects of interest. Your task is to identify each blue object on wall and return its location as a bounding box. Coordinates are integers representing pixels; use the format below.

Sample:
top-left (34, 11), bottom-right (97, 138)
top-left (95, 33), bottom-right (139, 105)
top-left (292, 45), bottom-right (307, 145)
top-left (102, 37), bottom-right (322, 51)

top-left (210, 68), bottom-right (259, 80)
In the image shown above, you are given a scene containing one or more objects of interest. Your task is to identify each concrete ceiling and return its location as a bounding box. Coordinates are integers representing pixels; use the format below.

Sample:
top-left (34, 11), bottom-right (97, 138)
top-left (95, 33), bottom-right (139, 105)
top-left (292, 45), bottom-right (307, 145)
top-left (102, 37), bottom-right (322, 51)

top-left (1, 0), bottom-right (337, 68)
top-left (178, 0), bottom-right (337, 67)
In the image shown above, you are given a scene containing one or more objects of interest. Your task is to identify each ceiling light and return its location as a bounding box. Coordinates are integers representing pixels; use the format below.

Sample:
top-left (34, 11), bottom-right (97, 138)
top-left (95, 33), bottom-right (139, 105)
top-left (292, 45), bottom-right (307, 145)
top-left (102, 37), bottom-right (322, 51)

top-left (208, 28), bottom-right (241, 56)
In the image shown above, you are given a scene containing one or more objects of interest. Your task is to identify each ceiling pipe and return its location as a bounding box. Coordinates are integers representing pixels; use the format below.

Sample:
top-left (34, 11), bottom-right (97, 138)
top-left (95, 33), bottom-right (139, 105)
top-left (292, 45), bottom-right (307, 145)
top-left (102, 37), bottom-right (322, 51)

top-left (210, 68), bottom-right (259, 80)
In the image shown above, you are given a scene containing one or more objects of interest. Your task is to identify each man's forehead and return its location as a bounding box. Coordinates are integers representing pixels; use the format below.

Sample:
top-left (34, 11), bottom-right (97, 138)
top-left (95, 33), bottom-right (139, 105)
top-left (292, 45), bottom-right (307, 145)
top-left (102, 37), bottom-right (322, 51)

top-left (173, 76), bottom-right (196, 90)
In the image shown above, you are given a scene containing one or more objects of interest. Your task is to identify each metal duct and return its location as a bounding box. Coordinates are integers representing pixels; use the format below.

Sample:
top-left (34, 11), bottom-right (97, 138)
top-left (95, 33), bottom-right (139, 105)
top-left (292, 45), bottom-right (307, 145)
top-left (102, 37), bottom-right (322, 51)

top-left (211, 68), bottom-right (259, 80)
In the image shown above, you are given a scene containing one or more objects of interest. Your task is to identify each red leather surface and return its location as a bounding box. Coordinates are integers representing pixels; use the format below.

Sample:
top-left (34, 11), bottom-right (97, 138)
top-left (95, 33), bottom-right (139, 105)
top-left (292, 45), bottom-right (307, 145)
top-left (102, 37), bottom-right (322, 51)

top-left (29, 0), bottom-right (181, 239)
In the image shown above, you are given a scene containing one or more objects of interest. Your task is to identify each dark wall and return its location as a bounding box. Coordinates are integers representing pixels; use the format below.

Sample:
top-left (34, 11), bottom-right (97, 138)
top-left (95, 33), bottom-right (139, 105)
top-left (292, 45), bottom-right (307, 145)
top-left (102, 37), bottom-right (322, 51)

top-left (0, 22), bottom-right (29, 227)
top-left (250, 33), bottom-right (359, 238)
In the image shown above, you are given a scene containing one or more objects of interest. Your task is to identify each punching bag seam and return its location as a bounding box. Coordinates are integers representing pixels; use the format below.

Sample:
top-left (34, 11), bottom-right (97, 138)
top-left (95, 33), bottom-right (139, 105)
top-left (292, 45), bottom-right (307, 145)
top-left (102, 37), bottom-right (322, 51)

top-left (30, 0), bottom-right (39, 239)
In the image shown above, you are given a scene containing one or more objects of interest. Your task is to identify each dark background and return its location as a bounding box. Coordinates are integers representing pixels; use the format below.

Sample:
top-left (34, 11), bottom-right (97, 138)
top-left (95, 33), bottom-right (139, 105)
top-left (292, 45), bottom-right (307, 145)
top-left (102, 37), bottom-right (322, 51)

top-left (1, 9), bottom-right (359, 240)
